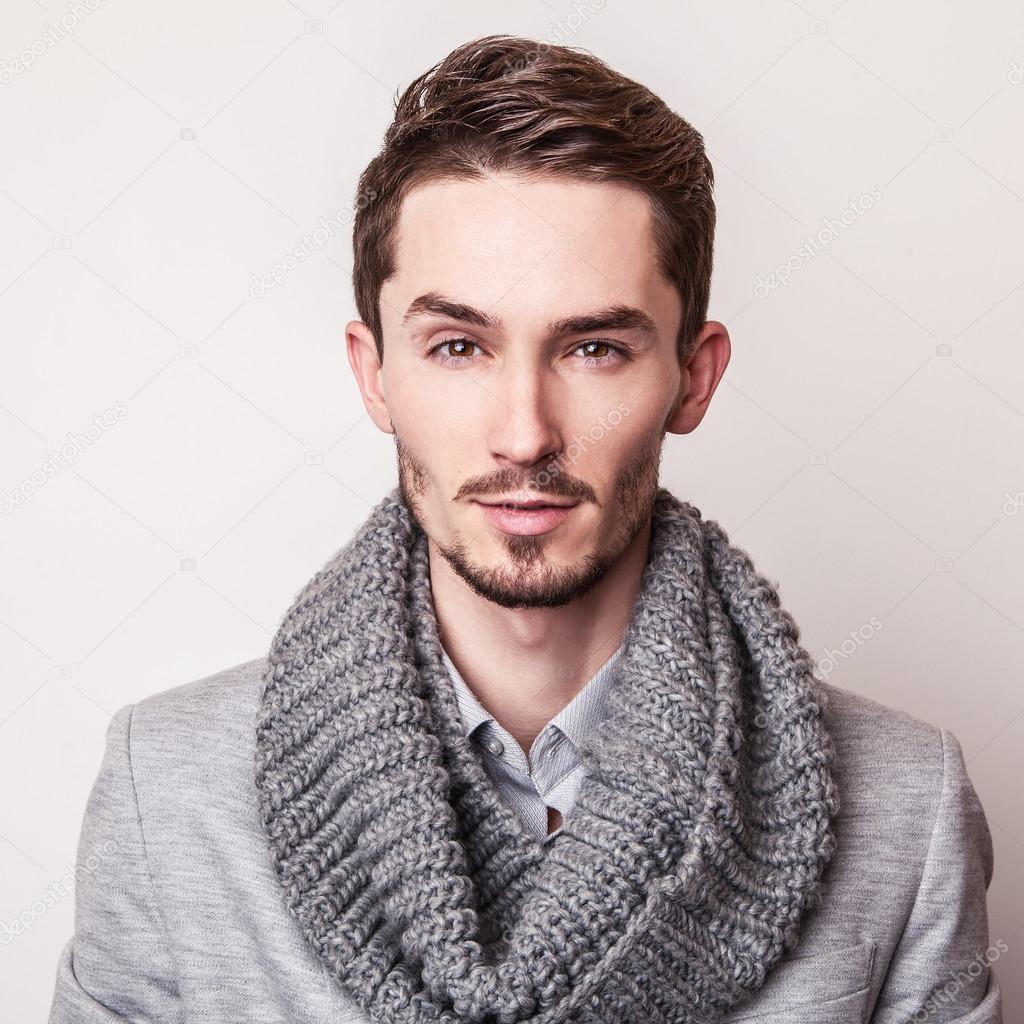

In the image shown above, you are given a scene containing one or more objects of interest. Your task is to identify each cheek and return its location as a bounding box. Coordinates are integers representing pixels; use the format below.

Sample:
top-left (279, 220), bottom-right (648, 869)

top-left (389, 393), bottom-right (479, 472)
top-left (561, 410), bottom-right (658, 484)
top-left (383, 355), bottom-right (485, 420)
top-left (614, 374), bottom-right (679, 443)
top-left (383, 359), bottom-right (440, 434)
top-left (591, 394), bottom-right (668, 448)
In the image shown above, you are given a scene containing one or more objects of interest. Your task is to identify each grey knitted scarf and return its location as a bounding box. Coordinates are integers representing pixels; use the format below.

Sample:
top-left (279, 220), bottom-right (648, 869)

top-left (254, 485), bottom-right (840, 1024)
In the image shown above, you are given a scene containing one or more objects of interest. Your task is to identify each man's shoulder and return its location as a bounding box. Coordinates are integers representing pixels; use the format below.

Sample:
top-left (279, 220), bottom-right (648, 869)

top-left (815, 679), bottom-right (947, 819)
top-left (816, 678), bottom-right (942, 751)
top-left (125, 655), bottom-right (270, 774)
top-left (132, 654), bottom-right (269, 719)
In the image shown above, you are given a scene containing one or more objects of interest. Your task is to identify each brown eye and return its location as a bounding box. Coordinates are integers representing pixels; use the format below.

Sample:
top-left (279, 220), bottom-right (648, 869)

top-left (429, 337), bottom-right (481, 364)
top-left (573, 340), bottom-right (625, 364)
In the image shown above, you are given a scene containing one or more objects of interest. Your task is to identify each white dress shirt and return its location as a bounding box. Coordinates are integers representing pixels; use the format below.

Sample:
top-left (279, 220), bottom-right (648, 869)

top-left (439, 641), bottom-right (626, 844)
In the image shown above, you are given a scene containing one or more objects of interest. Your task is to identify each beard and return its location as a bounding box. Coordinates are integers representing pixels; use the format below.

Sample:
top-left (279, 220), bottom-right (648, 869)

top-left (395, 434), bottom-right (661, 609)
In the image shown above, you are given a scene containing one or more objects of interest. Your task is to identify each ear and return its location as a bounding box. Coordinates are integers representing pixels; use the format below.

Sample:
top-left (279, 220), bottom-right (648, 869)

top-left (345, 320), bottom-right (394, 434)
top-left (665, 321), bottom-right (731, 436)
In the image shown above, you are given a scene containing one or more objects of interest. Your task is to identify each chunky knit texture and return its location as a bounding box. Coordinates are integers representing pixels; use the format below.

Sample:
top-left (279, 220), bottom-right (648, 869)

top-left (254, 486), bottom-right (840, 1024)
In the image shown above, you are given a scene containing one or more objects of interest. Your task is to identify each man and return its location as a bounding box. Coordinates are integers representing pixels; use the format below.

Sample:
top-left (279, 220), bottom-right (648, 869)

top-left (49, 33), bottom-right (1001, 1024)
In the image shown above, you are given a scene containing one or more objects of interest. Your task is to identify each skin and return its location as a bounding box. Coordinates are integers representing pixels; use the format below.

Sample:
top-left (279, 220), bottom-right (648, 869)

top-left (347, 171), bottom-right (730, 830)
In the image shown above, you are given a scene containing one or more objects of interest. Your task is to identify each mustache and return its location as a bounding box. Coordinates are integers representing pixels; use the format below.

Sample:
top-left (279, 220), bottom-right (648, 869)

top-left (455, 470), bottom-right (594, 504)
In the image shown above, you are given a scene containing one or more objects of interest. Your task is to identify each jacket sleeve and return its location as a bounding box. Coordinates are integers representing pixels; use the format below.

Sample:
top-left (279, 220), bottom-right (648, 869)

top-left (48, 703), bottom-right (184, 1023)
top-left (869, 727), bottom-right (1003, 1023)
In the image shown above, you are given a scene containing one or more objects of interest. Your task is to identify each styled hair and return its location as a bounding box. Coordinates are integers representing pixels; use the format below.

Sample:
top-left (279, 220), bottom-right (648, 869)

top-left (351, 34), bottom-right (715, 365)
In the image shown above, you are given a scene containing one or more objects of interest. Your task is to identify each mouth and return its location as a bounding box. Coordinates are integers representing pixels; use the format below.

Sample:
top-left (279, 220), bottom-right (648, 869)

top-left (476, 497), bottom-right (579, 510)
top-left (472, 498), bottom-right (580, 536)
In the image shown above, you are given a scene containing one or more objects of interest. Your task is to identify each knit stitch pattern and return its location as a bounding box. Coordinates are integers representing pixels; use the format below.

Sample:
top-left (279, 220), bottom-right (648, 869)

top-left (254, 486), bottom-right (840, 1024)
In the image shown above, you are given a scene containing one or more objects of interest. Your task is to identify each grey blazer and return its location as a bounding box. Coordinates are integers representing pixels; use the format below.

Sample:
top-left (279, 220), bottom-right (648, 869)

top-left (47, 657), bottom-right (1003, 1023)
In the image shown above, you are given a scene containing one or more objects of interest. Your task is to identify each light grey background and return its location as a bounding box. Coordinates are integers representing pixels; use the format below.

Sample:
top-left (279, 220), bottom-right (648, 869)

top-left (1, 1), bottom-right (1022, 1021)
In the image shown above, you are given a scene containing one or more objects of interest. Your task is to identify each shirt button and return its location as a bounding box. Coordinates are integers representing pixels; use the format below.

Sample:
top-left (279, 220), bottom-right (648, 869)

top-left (483, 736), bottom-right (504, 756)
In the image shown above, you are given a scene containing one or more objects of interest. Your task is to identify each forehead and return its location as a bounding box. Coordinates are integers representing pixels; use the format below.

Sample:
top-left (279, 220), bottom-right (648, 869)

top-left (385, 172), bottom-right (679, 330)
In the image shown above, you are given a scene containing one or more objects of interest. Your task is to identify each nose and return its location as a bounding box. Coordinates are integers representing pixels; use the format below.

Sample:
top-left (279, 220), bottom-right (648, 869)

top-left (485, 354), bottom-right (563, 468)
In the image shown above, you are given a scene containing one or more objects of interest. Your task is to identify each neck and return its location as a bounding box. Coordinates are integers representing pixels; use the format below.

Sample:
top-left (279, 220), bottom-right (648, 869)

top-left (427, 519), bottom-right (651, 757)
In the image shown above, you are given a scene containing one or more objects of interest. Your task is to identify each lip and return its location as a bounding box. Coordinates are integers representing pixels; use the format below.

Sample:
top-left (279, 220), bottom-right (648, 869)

top-left (476, 496), bottom-right (579, 509)
top-left (473, 498), bottom-right (579, 536)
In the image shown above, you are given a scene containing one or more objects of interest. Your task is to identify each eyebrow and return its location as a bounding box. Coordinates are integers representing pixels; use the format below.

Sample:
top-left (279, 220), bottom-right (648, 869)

top-left (401, 292), bottom-right (659, 341)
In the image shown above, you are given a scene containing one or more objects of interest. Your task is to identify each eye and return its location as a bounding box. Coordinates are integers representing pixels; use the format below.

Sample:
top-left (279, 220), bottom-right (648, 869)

top-left (426, 337), bottom-right (628, 367)
top-left (428, 337), bottom-right (482, 366)
top-left (572, 340), bottom-right (626, 365)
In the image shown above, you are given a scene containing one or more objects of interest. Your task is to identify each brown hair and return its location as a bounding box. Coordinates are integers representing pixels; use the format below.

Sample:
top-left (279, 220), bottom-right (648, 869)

top-left (351, 34), bottom-right (715, 365)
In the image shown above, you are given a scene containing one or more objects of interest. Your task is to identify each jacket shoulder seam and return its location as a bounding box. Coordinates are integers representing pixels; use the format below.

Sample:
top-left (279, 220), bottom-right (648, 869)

top-left (914, 725), bottom-right (947, 899)
top-left (125, 702), bottom-right (184, 996)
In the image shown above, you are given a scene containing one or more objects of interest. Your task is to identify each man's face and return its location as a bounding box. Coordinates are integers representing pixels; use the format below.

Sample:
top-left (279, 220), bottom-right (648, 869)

top-left (374, 171), bottom-right (687, 609)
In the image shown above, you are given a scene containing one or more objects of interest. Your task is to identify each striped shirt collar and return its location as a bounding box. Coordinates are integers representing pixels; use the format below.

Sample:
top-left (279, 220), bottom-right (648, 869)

top-left (440, 641), bottom-right (627, 752)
